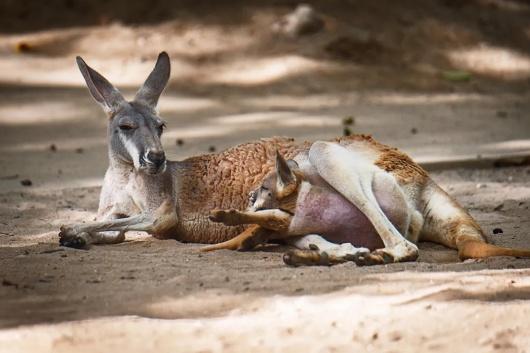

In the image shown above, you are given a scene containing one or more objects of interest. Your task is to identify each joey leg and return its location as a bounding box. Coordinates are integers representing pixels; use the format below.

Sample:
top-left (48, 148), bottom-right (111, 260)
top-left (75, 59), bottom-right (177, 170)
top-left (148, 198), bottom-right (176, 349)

top-left (210, 208), bottom-right (292, 232)
top-left (200, 225), bottom-right (271, 252)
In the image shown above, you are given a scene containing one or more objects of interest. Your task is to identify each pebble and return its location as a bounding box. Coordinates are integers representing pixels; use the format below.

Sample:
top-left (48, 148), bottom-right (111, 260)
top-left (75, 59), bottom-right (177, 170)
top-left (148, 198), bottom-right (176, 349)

top-left (20, 179), bottom-right (32, 186)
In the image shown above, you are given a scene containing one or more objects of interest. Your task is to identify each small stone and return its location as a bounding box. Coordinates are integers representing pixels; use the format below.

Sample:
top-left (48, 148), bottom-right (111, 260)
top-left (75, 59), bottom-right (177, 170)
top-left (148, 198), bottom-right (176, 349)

top-left (390, 332), bottom-right (402, 341)
top-left (492, 228), bottom-right (503, 234)
top-left (20, 179), bottom-right (32, 186)
top-left (208, 146), bottom-right (216, 152)
top-left (496, 110), bottom-right (508, 118)
top-left (49, 144), bottom-right (57, 152)
top-left (410, 127), bottom-right (418, 134)
top-left (15, 41), bottom-right (31, 53)
top-left (176, 139), bottom-right (184, 146)
top-left (343, 127), bottom-right (352, 136)
top-left (272, 4), bottom-right (324, 38)
top-left (476, 183), bottom-right (487, 189)
top-left (75, 148), bottom-right (84, 154)
top-left (2, 279), bottom-right (18, 287)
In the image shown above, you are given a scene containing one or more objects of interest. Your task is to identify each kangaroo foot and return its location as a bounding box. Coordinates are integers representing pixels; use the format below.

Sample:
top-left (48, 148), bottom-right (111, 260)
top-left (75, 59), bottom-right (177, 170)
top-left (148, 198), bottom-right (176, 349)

top-left (354, 243), bottom-right (419, 266)
top-left (58, 227), bottom-right (90, 249)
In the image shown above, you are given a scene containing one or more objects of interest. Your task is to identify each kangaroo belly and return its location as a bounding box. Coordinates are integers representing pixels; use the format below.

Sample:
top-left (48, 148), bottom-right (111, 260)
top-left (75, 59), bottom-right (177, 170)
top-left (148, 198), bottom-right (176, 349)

top-left (288, 177), bottom-right (409, 250)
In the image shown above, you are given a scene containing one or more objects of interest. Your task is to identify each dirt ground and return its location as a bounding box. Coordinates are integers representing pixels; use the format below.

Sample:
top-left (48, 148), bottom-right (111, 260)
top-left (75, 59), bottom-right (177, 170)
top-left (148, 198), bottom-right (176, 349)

top-left (1, 1), bottom-right (530, 352)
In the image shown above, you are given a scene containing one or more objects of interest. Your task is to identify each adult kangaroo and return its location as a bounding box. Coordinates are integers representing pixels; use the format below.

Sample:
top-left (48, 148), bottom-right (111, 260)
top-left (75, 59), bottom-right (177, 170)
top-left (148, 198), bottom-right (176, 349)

top-left (59, 52), bottom-right (530, 266)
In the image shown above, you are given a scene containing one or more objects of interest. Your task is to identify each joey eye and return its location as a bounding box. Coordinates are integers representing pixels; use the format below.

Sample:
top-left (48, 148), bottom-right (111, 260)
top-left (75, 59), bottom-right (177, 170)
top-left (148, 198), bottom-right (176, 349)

top-left (157, 123), bottom-right (166, 134)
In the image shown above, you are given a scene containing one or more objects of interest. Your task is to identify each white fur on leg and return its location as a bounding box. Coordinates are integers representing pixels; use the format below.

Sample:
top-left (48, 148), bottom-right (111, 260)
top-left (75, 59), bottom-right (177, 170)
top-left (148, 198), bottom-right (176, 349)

top-left (289, 234), bottom-right (369, 259)
top-left (308, 141), bottom-right (418, 262)
top-left (91, 230), bottom-right (125, 244)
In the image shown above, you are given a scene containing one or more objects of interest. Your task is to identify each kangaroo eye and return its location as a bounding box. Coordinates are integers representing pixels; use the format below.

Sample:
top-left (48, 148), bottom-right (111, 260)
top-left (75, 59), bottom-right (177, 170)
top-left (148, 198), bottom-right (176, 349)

top-left (119, 123), bottom-right (136, 131)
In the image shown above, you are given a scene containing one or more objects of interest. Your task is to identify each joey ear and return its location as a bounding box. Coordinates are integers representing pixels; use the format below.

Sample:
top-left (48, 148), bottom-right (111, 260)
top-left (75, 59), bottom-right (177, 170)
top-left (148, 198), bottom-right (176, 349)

top-left (275, 151), bottom-right (298, 197)
top-left (287, 159), bottom-right (299, 171)
top-left (134, 52), bottom-right (171, 108)
top-left (76, 56), bottom-right (126, 115)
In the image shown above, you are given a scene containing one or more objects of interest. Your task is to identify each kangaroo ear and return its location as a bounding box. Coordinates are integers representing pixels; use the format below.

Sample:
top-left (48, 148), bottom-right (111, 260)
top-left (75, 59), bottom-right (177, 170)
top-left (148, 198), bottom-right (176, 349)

top-left (76, 56), bottom-right (126, 115)
top-left (134, 52), bottom-right (171, 108)
top-left (275, 151), bottom-right (298, 198)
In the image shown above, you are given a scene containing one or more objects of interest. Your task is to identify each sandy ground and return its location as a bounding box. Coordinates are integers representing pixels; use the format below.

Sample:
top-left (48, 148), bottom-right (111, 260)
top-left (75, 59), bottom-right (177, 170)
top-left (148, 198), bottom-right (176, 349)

top-left (1, 1), bottom-right (530, 352)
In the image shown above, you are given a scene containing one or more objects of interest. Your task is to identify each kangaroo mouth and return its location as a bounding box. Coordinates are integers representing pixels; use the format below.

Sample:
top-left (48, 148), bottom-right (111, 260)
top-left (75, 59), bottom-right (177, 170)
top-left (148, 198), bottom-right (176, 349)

top-left (139, 159), bottom-right (167, 175)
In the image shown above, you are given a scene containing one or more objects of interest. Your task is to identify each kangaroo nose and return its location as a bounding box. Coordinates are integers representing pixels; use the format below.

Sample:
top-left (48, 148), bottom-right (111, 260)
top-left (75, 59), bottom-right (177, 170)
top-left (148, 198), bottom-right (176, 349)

top-left (146, 150), bottom-right (165, 166)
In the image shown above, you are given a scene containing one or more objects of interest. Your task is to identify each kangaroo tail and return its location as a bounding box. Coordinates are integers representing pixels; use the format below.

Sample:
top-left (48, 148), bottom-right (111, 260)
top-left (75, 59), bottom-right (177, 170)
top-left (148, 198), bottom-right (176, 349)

top-left (421, 182), bottom-right (530, 261)
top-left (458, 240), bottom-right (530, 260)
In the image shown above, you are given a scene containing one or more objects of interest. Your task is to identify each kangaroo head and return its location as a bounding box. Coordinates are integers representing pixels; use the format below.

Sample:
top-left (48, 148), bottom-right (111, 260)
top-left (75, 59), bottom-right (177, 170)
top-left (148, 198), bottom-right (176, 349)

top-left (248, 151), bottom-right (301, 211)
top-left (76, 52), bottom-right (171, 175)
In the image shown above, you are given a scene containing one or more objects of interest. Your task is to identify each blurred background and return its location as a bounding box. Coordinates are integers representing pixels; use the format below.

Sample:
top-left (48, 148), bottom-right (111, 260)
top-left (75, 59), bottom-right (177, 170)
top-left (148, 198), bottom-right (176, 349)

top-left (0, 0), bottom-right (529, 192)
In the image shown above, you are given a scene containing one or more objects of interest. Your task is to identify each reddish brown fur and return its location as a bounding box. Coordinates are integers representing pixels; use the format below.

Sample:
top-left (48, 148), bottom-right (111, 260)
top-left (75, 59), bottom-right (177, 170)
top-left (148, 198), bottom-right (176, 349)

top-left (197, 136), bottom-right (530, 263)
top-left (335, 134), bottom-right (429, 184)
top-left (172, 137), bottom-right (310, 244)
top-left (172, 135), bottom-right (431, 244)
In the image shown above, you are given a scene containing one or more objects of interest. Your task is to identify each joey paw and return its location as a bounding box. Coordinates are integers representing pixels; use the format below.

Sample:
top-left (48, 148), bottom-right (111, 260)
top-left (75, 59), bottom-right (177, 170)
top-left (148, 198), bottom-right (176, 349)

top-left (208, 209), bottom-right (241, 225)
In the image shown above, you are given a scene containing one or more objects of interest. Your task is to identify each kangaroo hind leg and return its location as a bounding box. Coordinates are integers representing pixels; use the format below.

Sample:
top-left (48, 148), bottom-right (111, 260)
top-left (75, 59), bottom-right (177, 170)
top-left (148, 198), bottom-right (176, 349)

top-left (283, 234), bottom-right (370, 266)
top-left (309, 141), bottom-right (418, 265)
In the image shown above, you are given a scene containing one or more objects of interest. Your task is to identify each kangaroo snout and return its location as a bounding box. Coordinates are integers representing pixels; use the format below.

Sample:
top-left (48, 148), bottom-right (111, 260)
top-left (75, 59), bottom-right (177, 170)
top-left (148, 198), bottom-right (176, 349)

top-left (146, 150), bottom-right (165, 165)
top-left (142, 149), bottom-right (166, 174)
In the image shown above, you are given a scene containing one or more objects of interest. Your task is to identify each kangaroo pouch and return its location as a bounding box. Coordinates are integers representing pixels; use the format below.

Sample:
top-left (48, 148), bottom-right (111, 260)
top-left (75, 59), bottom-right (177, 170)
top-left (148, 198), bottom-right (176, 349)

top-left (288, 179), bottom-right (409, 250)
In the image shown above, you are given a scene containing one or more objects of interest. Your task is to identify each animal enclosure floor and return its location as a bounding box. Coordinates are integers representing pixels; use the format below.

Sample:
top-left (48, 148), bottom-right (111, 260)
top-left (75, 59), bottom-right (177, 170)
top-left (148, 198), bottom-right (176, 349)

top-left (1, 166), bottom-right (530, 353)
top-left (1, 1), bottom-right (530, 351)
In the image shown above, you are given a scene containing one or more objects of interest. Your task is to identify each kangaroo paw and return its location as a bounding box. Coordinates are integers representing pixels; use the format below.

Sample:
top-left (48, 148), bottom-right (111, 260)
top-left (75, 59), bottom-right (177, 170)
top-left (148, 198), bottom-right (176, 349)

top-left (354, 244), bottom-right (418, 266)
top-left (58, 227), bottom-right (90, 249)
top-left (209, 209), bottom-right (243, 226)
